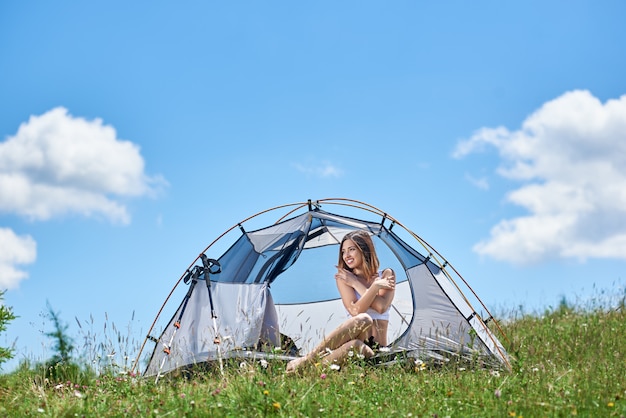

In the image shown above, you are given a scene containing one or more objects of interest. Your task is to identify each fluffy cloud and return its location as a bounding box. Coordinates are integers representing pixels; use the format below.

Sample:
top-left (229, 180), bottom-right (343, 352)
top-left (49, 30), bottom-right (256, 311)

top-left (0, 107), bottom-right (165, 224)
top-left (454, 90), bottom-right (626, 265)
top-left (0, 228), bottom-right (36, 290)
top-left (0, 107), bottom-right (166, 288)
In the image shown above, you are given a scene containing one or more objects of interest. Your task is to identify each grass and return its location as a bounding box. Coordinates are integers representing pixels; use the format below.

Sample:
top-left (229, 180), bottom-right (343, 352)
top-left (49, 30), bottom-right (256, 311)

top-left (1, 300), bottom-right (624, 417)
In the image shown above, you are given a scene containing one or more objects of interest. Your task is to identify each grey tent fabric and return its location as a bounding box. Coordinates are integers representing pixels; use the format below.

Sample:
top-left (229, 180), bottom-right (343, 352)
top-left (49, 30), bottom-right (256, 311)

top-left (144, 282), bottom-right (271, 377)
top-left (140, 205), bottom-right (510, 378)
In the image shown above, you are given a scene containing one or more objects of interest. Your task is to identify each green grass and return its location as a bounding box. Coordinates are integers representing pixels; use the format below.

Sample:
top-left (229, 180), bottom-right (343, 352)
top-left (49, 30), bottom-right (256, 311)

top-left (1, 301), bottom-right (624, 417)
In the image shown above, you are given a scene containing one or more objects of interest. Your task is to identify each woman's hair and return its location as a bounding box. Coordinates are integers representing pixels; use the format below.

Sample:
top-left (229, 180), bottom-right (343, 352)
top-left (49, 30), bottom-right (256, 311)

top-left (338, 230), bottom-right (380, 280)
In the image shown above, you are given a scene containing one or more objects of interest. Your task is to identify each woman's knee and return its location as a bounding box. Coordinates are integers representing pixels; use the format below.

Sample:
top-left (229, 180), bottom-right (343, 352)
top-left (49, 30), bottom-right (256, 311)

top-left (353, 313), bottom-right (373, 328)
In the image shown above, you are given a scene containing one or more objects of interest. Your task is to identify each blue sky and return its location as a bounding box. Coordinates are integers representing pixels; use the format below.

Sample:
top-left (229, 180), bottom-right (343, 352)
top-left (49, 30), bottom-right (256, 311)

top-left (2, 1), bottom-right (625, 372)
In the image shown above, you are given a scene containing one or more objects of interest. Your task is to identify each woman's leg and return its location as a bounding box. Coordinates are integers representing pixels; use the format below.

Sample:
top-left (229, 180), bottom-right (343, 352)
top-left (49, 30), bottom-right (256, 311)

top-left (286, 313), bottom-right (372, 372)
top-left (320, 339), bottom-right (374, 366)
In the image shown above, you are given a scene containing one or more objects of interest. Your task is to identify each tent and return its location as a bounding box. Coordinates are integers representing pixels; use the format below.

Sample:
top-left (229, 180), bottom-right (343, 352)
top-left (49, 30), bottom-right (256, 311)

top-left (133, 198), bottom-right (511, 379)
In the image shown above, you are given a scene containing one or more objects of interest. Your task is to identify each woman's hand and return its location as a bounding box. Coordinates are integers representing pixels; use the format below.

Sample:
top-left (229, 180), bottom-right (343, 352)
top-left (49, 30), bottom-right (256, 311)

top-left (334, 267), bottom-right (359, 288)
top-left (372, 272), bottom-right (395, 291)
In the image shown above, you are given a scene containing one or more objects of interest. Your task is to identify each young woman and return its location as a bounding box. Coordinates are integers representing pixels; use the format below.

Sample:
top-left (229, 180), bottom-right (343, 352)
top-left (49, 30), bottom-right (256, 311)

top-left (286, 230), bottom-right (395, 373)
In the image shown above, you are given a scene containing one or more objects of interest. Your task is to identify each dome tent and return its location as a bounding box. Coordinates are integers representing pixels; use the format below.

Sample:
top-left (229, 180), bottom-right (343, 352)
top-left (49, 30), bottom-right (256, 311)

top-left (133, 198), bottom-right (511, 380)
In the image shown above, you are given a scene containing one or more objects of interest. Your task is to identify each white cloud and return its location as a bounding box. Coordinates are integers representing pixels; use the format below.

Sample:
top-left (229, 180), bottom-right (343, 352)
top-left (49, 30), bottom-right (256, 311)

top-left (0, 107), bottom-right (166, 224)
top-left (0, 228), bottom-right (36, 290)
top-left (454, 90), bottom-right (626, 265)
top-left (464, 173), bottom-right (489, 190)
top-left (292, 160), bottom-right (343, 179)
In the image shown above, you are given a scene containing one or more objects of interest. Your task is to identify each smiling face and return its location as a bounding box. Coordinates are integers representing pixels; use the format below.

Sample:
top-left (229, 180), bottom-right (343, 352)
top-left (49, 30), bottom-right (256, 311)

top-left (338, 231), bottom-right (380, 280)
top-left (341, 238), bottom-right (364, 272)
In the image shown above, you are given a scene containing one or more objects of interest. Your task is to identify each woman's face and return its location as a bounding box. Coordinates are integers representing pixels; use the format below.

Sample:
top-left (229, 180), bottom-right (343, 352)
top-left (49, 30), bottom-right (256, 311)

top-left (341, 238), bottom-right (363, 270)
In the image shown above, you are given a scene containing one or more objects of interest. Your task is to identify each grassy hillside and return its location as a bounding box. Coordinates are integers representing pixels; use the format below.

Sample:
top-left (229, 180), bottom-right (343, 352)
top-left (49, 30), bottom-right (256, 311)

top-left (1, 301), bottom-right (624, 417)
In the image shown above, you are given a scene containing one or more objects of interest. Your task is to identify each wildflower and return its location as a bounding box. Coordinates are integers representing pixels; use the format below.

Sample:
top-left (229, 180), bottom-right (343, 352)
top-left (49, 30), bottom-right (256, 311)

top-left (74, 390), bottom-right (83, 398)
top-left (320, 373), bottom-right (327, 379)
top-left (348, 381), bottom-right (355, 385)
top-left (263, 390), bottom-right (269, 396)
top-left (490, 370), bottom-right (500, 377)
top-left (180, 393), bottom-right (186, 399)
top-left (607, 402), bottom-right (614, 407)
top-left (259, 359), bottom-right (268, 369)
top-left (258, 381), bottom-right (266, 387)
top-left (330, 364), bottom-right (341, 371)
top-left (272, 401), bottom-right (281, 409)
top-left (508, 412), bottom-right (516, 417)
top-left (414, 359), bottom-right (426, 372)
top-left (494, 389), bottom-right (501, 398)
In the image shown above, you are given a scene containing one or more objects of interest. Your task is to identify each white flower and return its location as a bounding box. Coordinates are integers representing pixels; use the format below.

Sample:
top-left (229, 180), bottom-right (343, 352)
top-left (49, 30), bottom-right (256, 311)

top-left (414, 358), bottom-right (426, 371)
top-left (330, 364), bottom-right (341, 371)
top-left (259, 359), bottom-right (268, 369)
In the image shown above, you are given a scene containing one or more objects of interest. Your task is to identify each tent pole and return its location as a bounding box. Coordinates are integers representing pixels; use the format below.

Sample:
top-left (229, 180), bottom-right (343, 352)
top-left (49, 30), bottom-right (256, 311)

top-left (200, 255), bottom-right (223, 374)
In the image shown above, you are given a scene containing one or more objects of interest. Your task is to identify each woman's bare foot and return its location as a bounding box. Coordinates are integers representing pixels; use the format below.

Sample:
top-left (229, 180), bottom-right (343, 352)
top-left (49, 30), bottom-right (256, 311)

top-left (286, 356), bottom-right (309, 373)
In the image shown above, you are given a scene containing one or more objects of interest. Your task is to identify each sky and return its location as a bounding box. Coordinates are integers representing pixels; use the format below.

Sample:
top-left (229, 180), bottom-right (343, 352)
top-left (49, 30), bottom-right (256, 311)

top-left (1, 1), bottom-right (626, 373)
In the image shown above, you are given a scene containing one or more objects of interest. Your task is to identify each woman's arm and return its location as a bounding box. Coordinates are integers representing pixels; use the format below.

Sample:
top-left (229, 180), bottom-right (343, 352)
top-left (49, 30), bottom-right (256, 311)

top-left (336, 268), bottom-right (395, 315)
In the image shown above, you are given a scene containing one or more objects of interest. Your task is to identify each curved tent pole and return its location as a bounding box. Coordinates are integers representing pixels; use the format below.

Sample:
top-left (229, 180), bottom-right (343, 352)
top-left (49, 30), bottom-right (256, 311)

top-left (311, 198), bottom-right (511, 365)
top-left (132, 198), bottom-right (511, 374)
